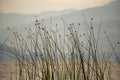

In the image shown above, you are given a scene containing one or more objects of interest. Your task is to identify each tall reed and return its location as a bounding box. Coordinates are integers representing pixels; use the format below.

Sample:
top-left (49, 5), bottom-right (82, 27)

top-left (4, 17), bottom-right (120, 80)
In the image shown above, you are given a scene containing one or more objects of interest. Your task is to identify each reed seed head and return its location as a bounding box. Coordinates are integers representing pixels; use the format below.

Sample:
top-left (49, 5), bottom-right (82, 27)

top-left (91, 18), bottom-right (93, 20)
top-left (117, 42), bottom-right (119, 44)
top-left (91, 27), bottom-right (93, 29)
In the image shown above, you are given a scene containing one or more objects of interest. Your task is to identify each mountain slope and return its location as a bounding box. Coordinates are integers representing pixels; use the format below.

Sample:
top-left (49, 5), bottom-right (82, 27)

top-left (0, 0), bottom-right (120, 61)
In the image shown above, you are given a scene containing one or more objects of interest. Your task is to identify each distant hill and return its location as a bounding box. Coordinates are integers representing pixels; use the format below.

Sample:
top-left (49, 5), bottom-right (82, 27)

top-left (0, 0), bottom-right (120, 61)
top-left (0, 9), bottom-right (77, 27)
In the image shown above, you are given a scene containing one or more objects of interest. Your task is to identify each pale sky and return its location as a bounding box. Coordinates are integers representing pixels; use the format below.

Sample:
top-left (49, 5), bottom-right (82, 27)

top-left (0, 0), bottom-right (114, 14)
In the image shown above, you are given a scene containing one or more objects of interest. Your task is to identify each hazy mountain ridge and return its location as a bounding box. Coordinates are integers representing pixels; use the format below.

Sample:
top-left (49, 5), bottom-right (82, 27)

top-left (0, 9), bottom-right (77, 27)
top-left (0, 0), bottom-right (120, 27)
top-left (0, 0), bottom-right (120, 61)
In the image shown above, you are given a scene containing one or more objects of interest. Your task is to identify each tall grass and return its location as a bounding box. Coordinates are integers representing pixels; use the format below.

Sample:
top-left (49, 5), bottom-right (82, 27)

top-left (4, 17), bottom-right (120, 80)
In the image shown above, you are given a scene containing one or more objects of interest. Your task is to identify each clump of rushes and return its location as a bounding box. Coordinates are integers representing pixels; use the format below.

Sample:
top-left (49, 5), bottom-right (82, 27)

top-left (5, 16), bottom-right (120, 80)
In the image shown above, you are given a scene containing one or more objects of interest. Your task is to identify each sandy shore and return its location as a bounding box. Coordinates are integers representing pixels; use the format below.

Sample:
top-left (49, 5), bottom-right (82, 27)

top-left (0, 61), bottom-right (120, 80)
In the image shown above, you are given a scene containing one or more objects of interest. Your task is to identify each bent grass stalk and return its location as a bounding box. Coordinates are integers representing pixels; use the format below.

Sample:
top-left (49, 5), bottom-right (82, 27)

top-left (4, 17), bottom-right (120, 80)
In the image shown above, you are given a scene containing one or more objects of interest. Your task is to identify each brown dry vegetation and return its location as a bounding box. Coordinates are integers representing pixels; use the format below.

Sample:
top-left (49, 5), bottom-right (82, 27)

top-left (1, 17), bottom-right (120, 80)
top-left (0, 61), bottom-right (120, 80)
